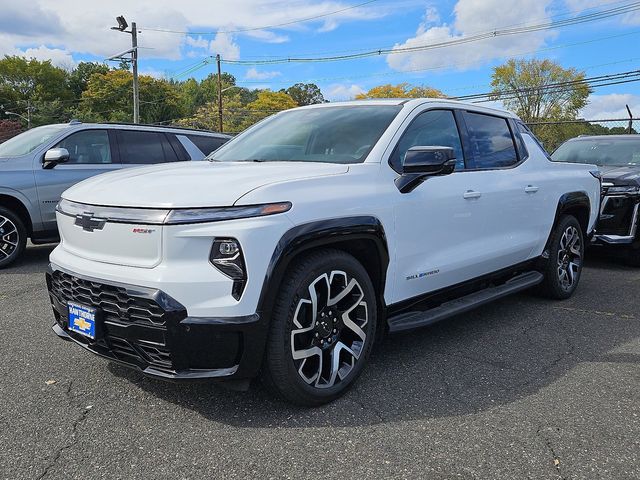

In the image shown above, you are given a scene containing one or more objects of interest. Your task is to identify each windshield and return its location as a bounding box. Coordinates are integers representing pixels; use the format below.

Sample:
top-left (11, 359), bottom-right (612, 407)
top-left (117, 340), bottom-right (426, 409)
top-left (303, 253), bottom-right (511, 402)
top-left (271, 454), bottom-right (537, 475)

top-left (0, 125), bottom-right (68, 158)
top-left (552, 137), bottom-right (640, 167)
top-left (209, 105), bottom-right (402, 164)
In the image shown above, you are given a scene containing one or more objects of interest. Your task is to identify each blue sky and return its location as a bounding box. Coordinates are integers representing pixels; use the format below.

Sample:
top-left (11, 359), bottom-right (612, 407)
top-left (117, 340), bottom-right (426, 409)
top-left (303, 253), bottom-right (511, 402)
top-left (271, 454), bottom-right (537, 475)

top-left (2, 0), bottom-right (640, 118)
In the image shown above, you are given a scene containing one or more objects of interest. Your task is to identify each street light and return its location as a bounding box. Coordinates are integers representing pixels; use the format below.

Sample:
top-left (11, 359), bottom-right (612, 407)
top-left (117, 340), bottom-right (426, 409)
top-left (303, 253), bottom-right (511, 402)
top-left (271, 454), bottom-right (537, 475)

top-left (4, 110), bottom-right (30, 129)
top-left (108, 15), bottom-right (139, 124)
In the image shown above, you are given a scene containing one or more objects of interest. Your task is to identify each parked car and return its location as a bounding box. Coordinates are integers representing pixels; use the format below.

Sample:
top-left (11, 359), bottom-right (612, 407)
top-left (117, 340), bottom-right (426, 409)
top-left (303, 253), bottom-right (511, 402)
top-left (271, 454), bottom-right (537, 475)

top-left (552, 135), bottom-right (640, 265)
top-left (46, 100), bottom-right (601, 406)
top-left (0, 122), bottom-right (230, 268)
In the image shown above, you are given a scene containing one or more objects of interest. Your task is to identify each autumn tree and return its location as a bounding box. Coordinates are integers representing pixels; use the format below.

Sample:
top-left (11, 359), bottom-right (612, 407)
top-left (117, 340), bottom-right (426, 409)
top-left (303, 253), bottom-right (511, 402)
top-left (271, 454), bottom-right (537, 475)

top-left (68, 62), bottom-right (110, 98)
top-left (356, 83), bottom-right (446, 99)
top-left (490, 59), bottom-right (591, 123)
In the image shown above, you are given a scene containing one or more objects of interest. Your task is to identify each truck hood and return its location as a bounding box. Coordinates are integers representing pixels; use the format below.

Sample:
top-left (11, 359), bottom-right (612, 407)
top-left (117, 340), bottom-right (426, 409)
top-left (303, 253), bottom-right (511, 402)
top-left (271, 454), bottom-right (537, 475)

top-left (601, 165), bottom-right (640, 186)
top-left (62, 161), bottom-right (348, 208)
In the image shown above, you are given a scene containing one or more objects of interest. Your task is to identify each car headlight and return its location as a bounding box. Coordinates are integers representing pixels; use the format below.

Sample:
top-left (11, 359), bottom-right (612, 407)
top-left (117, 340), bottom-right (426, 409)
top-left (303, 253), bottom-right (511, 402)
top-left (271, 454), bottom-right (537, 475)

top-left (164, 202), bottom-right (292, 225)
top-left (210, 238), bottom-right (246, 300)
top-left (606, 185), bottom-right (640, 194)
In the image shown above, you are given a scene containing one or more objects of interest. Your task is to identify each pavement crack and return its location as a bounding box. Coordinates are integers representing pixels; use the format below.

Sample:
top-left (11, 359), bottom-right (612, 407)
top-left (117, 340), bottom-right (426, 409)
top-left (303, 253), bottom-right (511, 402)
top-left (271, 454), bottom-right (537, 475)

top-left (536, 425), bottom-right (566, 480)
top-left (430, 349), bottom-right (524, 373)
top-left (36, 381), bottom-right (92, 480)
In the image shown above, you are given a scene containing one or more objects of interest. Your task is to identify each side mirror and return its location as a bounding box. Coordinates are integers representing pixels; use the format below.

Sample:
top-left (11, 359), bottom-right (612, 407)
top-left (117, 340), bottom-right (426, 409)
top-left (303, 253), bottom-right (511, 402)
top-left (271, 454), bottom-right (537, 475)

top-left (43, 148), bottom-right (70, 169)
top-left (395, 146), bottom-right (456, 194)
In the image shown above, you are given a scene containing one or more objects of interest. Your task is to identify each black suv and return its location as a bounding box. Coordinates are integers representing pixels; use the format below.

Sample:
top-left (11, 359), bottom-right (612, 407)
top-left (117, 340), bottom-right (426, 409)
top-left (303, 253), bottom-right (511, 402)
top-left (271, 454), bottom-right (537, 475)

top-left (552, 135), bottom-right (640, 264)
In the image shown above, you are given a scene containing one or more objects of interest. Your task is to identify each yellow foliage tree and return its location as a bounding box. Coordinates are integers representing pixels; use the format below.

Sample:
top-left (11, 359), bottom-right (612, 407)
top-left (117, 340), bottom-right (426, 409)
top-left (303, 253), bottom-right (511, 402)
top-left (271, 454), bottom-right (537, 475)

top-left (355, 83), bottom-right (446, 100)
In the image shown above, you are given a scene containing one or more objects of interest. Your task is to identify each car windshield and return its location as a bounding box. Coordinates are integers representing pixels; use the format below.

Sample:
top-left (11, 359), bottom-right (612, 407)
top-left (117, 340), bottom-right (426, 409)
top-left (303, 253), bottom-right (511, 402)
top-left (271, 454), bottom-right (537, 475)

top-left (0, 125), bottom-right (68, 158)
top-left (209, 105), bottom-right (402, 164)
top-left (552, 137), bottom-right (640, 167)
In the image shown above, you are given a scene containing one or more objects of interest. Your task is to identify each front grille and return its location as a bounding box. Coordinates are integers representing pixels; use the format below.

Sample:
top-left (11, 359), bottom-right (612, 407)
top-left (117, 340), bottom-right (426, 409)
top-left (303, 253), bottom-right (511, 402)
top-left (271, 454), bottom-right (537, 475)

top-left (47, 270), bottom-right (184, 372)
top-left (599, 195), bottom-right (639, 236)
top-left (49, 270), bottom-right (166, 327)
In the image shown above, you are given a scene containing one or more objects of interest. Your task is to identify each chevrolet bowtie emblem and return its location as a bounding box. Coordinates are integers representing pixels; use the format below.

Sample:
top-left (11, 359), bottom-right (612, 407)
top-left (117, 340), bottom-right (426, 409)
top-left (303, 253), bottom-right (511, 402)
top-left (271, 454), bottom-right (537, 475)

top-left (73, 317), bottom-right (92, 332)
top-left (74, 213), bottom-right (106, 232)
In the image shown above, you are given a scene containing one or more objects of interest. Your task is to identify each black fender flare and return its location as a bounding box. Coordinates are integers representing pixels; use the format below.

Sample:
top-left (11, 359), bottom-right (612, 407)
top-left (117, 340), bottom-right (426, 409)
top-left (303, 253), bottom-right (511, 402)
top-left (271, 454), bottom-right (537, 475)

top-left (256, 216), bottom-right (390, 318)
top-left (555, 191), bottom-right (592, 234)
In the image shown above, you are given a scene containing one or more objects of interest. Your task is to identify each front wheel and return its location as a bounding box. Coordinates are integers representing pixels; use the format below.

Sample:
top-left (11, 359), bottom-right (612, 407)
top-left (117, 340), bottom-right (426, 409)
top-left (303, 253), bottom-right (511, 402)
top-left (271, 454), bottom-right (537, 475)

top-left (263, 249), bottom-right (377, 406)
top-left (539, 215), bottom-right (585, 299)
top-left (0, 207), bottom-right (27, 269)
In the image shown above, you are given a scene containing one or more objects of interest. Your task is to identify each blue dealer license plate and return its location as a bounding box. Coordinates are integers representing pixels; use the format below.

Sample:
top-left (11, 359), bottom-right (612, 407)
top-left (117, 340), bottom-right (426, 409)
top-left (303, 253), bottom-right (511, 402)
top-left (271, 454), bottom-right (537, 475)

top-left (68, 302), bottom-right (97, 339)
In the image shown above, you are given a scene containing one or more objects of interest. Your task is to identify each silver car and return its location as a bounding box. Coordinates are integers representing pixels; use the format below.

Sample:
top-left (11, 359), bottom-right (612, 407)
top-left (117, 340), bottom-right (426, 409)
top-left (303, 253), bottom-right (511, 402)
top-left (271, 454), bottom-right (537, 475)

top-left (0, 121), bottom-right (230, 268)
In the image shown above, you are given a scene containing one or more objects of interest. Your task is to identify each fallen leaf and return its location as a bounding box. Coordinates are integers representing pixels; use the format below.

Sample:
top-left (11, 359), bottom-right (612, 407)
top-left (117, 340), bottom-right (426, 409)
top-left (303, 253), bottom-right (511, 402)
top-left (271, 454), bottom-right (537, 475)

top-left (45, 380), bottom-right (57, 385)
top-left (554, 459), bottom-right (560, 466)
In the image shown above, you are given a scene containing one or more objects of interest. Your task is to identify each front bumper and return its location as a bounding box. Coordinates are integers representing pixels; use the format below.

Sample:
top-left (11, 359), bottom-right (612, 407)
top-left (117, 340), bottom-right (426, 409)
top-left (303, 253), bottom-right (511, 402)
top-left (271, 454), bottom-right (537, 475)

top-left (593, 193), bottom-right (640, 246)
top-left (46, 265), bottom-right (268, 381)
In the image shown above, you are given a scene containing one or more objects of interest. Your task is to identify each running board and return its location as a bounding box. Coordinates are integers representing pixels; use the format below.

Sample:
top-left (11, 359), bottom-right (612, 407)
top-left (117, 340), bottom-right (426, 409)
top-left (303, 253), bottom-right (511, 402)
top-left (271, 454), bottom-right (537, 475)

top-left (387, 271), bottom-right (544, 333)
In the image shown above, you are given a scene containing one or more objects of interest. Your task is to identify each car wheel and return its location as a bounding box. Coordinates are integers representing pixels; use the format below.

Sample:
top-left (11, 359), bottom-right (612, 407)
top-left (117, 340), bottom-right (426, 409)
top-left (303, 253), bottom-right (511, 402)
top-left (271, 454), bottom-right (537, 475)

top-left (0, 207), bottom-right (27, 269)
top-left (263, 249), bottom-right (377, 406)
top-left (539, 215), bottom-right (584, 299)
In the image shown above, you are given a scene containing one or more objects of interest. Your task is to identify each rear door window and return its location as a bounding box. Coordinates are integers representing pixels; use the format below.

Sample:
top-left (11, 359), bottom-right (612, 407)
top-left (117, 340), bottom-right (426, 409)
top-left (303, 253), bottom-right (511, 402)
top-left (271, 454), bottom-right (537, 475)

top-left (463, 112), bottom-right (518, 169)
top-left (116, 130), bottom-right (178, 164)
top-left (56, 129), bottom-right (112, 164)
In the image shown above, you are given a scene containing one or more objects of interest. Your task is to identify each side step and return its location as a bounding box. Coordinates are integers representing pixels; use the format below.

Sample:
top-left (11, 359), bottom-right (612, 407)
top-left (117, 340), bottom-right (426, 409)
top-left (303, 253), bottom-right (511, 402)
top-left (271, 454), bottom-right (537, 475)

top-left (387, 271), bottom-right (544, 333)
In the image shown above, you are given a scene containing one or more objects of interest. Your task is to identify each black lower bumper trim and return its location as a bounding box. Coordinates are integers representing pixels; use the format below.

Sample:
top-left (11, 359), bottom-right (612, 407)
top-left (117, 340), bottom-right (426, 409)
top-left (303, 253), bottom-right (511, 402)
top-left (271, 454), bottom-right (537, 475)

top-left (47, 265), bottom-right (268, 382)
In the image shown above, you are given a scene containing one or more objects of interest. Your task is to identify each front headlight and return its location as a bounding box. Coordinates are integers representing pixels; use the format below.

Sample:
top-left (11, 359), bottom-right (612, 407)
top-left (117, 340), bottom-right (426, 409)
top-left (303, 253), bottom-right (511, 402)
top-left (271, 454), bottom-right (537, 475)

top-left (606, 185), bottom-right (640, 194)
top-left (163, 202), bottom-right (292, 225)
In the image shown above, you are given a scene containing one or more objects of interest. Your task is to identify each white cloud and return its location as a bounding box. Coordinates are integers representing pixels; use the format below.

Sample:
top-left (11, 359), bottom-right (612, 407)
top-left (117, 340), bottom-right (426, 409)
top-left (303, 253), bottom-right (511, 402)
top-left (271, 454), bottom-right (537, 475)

top-left (580, 94), bottom-right (640, 119)
top-left (0, 0), bottom-right (389, 66)
top-left (208, 32), bottom-right (240, 60)
top-left (326, 83), bottom-right (365, 101)
top-left (387, 0), bottom-right (554, 72)
top-left (21, 46), bottom-right (76, 69)
top-left (245, 67), bottom-right (281, 80)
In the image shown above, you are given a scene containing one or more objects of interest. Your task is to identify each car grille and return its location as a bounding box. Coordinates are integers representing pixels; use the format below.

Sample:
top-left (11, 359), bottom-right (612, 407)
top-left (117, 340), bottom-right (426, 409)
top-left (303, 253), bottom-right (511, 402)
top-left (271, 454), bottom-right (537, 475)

top-left (599, 195), bottom-right (639, 236)
top-left (47, 270), bottom-right (183, 371)
top-left (49, 270), bottom-right (166, 327)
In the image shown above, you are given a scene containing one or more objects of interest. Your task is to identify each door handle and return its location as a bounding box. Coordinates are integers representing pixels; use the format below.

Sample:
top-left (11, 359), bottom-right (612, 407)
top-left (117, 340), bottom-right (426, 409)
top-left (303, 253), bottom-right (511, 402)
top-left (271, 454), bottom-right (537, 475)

top-left (524, 185), bottom-right (539, 194)
top-left (463, 190), bottom-right (482, 199)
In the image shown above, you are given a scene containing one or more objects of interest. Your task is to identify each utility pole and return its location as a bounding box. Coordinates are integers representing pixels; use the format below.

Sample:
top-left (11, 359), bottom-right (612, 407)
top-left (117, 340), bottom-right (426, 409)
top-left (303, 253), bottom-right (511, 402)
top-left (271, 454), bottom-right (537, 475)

top-left (26, 100), bottom-right (31, 129)
top-left (109, 16), bottom-right (139, 124)
top-left (216, 54), bottom-right (223, 133)
top-left (131, 22), bottom-right (139, 124)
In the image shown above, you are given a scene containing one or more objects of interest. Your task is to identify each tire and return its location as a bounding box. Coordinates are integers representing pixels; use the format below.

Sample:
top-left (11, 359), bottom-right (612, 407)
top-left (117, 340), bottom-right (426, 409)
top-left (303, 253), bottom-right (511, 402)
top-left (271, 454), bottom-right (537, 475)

top-left (538, 215), bottom-right (585, 299)
top-left (263, 249), bottom-right (377, 406)
top-left (0, 207), bottom-right (27, 269)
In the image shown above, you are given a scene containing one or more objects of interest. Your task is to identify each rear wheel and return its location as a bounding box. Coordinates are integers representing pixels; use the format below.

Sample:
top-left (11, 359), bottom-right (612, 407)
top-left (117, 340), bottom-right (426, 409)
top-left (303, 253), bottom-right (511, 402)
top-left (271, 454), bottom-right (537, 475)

top-left (263, 249), bottom-right (376, 406)
top-left (539, 215), bottom-right (584, 299)
top-left (0, 207), bottom-right (27, 269)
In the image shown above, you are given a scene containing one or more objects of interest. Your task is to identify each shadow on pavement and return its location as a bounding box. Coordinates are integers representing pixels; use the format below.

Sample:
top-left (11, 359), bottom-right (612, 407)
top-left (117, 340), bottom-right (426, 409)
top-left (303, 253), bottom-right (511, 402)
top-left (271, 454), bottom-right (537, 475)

top-left (106, 257), bottom-right (640, 428)
top-left (2, 244), bottom-right (55, 275)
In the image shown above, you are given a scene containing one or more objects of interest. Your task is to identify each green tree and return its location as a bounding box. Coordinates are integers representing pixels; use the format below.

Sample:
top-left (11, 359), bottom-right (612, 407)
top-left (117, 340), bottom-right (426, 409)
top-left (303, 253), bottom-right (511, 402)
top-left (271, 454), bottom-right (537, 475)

top-left (491, 59), bottom-right (591, 123)
top-left (76, 70), bottom-right (184, 124)
top-left (244, 90), bottom-right (298, 125)
top-left (356, 83), bottom-right (446, 99)
top-left (0, 55), bottom-right (74, 126)
top-left (280, 83), bottom-right (325, 105)
top-left (68, 62), bottom-right (110, 98)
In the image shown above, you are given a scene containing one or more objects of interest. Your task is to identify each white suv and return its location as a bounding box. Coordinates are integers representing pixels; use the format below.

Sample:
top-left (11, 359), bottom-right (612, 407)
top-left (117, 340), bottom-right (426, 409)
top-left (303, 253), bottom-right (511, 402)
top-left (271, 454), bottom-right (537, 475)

top-left (47, 99), bottom-right (601, 406)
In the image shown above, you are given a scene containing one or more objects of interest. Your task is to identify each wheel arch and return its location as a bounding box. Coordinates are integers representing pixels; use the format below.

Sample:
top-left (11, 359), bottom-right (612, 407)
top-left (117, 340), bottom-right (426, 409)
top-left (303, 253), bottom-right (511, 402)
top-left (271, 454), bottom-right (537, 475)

top-left (0, 193), bottom-right (33, 236)
top-left (256, 216), bottom-right (389, 325)
top-left (555, 191), bottom-right (591, 236)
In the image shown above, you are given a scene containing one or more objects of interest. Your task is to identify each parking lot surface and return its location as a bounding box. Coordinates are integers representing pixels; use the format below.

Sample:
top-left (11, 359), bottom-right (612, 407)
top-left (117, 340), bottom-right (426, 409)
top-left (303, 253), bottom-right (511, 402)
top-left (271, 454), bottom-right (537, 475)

top-left (1, 245), bottom-right (638, 479)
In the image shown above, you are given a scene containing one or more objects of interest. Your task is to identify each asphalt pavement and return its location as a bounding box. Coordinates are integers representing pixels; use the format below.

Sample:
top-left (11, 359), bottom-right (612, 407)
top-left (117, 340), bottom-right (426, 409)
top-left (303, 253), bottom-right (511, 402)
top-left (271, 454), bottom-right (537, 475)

top-left (1, 244), bottom-right (638, 479)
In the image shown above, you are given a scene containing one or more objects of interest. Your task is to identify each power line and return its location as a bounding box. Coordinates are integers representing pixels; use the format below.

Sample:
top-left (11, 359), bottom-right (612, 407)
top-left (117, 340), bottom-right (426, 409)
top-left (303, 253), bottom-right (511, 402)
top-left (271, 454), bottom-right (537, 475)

top-left (220, 1), bottom-right (640, 65)
top-left (141, 0), bottom-right (380, 35)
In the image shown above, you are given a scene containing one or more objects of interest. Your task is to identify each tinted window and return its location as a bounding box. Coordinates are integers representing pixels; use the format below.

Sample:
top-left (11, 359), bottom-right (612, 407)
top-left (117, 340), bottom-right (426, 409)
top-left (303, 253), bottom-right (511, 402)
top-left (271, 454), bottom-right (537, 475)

top-left (211, 105), bottom-right (401, 164)
top-left (552, 138), bottom-right (640, 167)
top-left (187, 135), bottom-right (226, 155)
top-left (390, 110), bottom-right (464, 172)
top-left (117, 131), bottom-right (178, 164)
top-left (57, 130), bottom-right (112, 164)
top-left (464, 112), bottom-right (518, 169)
